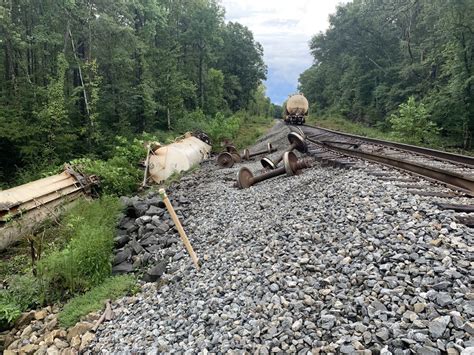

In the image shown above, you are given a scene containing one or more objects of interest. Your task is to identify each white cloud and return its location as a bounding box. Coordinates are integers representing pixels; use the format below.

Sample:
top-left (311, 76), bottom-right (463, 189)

top-left (220, 0), bottom-right (350, 104)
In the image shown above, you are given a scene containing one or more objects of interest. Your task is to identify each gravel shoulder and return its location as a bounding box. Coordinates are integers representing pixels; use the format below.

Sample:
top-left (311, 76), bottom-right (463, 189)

top-left (91, 122), bottom-right (474, 354)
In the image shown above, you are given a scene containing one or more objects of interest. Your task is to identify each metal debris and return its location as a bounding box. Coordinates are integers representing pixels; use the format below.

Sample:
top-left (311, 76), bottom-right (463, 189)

top-left (237, 152), bottom-right (312, 189)
top-left (0, 165), bottom-right (98, 250)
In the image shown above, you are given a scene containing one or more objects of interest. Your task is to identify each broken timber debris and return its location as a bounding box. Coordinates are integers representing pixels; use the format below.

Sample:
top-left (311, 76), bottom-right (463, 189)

top-left (0, 165), bottom-right (98, 251)
top-left (1, 132), bottom-right (210, 250)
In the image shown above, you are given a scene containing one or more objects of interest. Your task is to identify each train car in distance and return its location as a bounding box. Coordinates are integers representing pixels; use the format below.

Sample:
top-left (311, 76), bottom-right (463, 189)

top-left (284, 94), bottom-right (309, 125)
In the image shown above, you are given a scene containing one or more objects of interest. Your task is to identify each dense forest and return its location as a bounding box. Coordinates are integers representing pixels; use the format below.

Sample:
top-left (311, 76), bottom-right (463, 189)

top-left (0, 0), bottom-right (271, 185)
top-left (299, 0), bottom-right (473, 149)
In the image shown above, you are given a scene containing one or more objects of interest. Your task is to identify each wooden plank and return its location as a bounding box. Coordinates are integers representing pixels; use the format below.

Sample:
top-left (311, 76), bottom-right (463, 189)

top-left (159, 188), bottom-right (200, 270)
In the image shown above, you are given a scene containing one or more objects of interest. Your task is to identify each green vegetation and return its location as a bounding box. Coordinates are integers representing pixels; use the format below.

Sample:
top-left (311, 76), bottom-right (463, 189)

top-left (0, 254), bottom-right (30, 280)
top-left (0, 0), bottom-right (272, 187)
top-left (37, 197), bottom-right (122, 299)
top-left (311, 114), bottom-right (473, 155)
top-left (58, 275), bottom-right (136, 328)
top-left (309, 116), bottom-right (393, 141)
top-left (232, 116), bottom-right (275, 149)
top-left (68, 136), bottom-right (153, 196)
top-left (0, 0), bottom-right (273, 332)
top-left (0, 197), bottom-right (130, 329)
top-left (0, 274), bottom-right (40, 329)
top-left (299, 0), bottom-right (473, 151)
top-left (0, 300), bottom-right (21, 329)
top-left (389, 97), bottom-right (440, 145)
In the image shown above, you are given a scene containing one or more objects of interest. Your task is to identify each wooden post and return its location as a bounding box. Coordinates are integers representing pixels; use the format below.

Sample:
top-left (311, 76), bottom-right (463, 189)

top-left (142, 144), bottom-right (151, 188)
top-left (158, 188), bottom-right (200, 270)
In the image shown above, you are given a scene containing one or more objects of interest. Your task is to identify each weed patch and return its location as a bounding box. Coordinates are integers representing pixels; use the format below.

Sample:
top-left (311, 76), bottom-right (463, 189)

top-left (37, 197), bottom-right (122, 301)
top-left (58, 275), bottom-right (136, 328)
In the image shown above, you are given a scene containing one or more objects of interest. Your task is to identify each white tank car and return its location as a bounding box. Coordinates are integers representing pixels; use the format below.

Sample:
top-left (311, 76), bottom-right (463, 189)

top-left (284, 94), bottom-right (309, 124)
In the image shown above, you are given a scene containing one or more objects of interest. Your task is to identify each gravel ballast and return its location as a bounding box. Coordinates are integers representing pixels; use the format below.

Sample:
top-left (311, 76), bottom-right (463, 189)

top-left (91, 122), bottom-right (473, 354)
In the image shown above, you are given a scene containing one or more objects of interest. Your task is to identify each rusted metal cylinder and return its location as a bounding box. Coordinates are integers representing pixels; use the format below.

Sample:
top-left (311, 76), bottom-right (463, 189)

top-left (218, 142), bottom-right (276, 167)
top-left (148, 134), bottom-right (212, 183)
top-left (243, 143), bottom-right (276, 160)
top-left (261, 132), bottom-right (307, 170)
top-left (237, 152), bottom-right (311, 189)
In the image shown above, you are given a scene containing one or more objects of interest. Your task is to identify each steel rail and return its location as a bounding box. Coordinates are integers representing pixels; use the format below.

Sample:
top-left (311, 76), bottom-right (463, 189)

top-left (301, 124), bottom-right (474, 167)
top-left (306, 137), bottom-right (474, 195)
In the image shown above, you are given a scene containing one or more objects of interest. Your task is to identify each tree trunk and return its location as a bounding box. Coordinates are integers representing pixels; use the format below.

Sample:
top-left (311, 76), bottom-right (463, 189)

top-left (199, 50), bottom-right (204, 108)
top-left (68, 27), bottom-right (93, 149)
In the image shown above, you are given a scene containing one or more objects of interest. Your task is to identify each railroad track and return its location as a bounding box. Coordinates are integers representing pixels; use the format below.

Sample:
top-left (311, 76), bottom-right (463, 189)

top-left (292, 124), bottom-right (474, 225)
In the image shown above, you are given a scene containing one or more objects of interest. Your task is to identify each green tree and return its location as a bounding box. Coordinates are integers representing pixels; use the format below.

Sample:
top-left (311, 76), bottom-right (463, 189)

top-left (299, 0), bottom-right (474, 149)
top-left (219, 22), bottom-right (267, 110)
top-left (0, 0), bottom-right (268, 184)
top-left (205, 68), bottom-right (226, 116)
top-left (35, 53), bottom-right (70, 163)
top-left (389, 96), bottom-right (439, 144)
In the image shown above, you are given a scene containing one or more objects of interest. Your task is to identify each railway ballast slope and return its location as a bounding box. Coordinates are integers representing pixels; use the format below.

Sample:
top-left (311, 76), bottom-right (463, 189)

top-left (90, 123), bottom-right (473, 354)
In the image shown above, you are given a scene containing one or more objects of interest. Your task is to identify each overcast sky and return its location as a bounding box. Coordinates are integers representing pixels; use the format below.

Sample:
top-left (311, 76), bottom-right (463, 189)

top-left (221, 0), bottom-right (350, 105)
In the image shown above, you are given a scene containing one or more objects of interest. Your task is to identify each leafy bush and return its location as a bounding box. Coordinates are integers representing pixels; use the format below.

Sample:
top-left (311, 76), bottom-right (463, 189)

top-left (174, 110), bottom-right (208, 133)
top-left (4, 274), bottom-right (42, 310)
top-left (0, 275), bottom-right (42, 329)
top-left (0, 197), bottom-right (123, 328)
top-left (0, 298), bottom-right (22, 329)
top-left (231, 115), bottom-right (273, 149)
top-left (389, 96), bottom-right (440, 145)
top-left (70, 136), bottom-right (147, 196)
top-left (206, 112), bottom-right (241, 143)
top-left (37, 197), bottom-right (121, 300)
top-left (58, 275), bottom-right (136, 327)
top-left (175, 110), bottom-right (244, 147)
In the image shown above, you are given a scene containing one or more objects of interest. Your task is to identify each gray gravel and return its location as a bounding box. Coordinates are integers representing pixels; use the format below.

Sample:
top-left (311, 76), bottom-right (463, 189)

top-left (90, 122), bottom-right (473, 354)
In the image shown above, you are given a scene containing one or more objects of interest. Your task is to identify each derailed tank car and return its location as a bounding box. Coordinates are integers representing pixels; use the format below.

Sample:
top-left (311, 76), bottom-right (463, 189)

top-left (284, 94), bottom-right (309, 124)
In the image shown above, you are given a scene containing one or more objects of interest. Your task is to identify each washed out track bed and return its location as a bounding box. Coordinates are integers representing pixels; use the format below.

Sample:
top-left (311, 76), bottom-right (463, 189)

top-left (90, 122), bottom-right (473, 354)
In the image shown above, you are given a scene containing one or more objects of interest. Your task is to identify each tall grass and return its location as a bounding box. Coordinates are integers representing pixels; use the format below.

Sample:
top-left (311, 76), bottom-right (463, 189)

top-left (0, 197), bottom-right (124, 329)
top-left (37, 197), bottom-right (122, 300)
